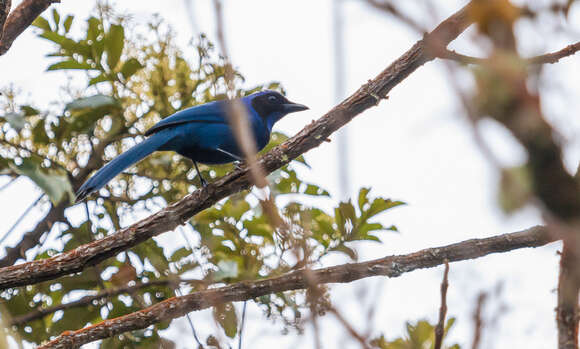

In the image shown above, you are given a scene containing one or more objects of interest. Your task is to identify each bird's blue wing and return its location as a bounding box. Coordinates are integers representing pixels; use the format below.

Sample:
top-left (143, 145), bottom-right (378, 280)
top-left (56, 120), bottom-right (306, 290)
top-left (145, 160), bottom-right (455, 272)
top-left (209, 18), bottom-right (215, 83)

top-left (144, 100), bottom-right (228, 136)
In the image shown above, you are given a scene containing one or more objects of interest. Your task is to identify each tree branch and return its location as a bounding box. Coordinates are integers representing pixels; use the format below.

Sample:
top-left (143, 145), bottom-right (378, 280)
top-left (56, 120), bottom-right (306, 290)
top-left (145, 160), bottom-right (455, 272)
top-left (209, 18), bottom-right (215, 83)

top-left (557, 239), bottom-right (580, 349)
top-left (0, 0), bottom-right (477, 290)
top-left (0, 199), bottom-right (66, 268)
top-left (38, 225), bottom-right (554, 349)
top-left (434, 260), bottom-right (450, 349)
top-left (0, 0), bottom-right (11, 41)
top-left (9, 278), bottom-right (203, 326)
top-left (0, 0), bottom-right (59, 55)
top-left (436, 41), bottom-right (580, 66)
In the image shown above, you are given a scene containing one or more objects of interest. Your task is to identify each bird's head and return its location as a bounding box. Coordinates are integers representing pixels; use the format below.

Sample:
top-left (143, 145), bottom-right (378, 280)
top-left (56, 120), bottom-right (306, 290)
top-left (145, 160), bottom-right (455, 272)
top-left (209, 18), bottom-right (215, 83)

top-left (247, 90), bottom-right (308, 130)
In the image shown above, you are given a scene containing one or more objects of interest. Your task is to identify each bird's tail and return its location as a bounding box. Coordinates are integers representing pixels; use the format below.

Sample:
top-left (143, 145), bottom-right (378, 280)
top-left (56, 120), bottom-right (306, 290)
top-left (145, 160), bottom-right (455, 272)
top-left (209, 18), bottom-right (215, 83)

top-left (76, 133), bottom-right (171, 201)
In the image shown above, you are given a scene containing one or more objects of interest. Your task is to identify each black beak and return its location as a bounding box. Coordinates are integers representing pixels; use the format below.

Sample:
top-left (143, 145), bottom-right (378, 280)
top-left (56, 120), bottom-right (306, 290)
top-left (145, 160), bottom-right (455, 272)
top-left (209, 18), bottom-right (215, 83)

top-left (282, 102), bottom-right (309, 113)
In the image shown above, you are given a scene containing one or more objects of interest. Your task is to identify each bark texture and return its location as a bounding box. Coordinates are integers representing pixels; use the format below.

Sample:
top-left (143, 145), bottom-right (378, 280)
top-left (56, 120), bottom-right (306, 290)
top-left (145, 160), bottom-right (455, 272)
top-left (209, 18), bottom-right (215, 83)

top-left (39, 226), bottom-right (553, 349)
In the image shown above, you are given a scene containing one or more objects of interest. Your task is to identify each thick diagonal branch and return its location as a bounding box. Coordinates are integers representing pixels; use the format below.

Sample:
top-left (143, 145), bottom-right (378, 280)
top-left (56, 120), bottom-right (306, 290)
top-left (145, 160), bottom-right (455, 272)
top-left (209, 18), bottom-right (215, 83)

top-left (39, 225), bottom-right (554, 349)
top-left (0, 0), bottom-right (11, 41)
top-left (0, 0), bottom-right (59, 55)
top-left (0, 1), bottom-right (476, 291)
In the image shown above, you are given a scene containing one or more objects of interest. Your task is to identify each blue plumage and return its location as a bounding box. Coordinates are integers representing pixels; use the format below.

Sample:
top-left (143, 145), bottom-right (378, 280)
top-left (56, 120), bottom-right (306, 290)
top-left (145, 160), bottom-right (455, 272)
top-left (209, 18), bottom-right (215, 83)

top-left (75, 90), bottom-right (308, 201)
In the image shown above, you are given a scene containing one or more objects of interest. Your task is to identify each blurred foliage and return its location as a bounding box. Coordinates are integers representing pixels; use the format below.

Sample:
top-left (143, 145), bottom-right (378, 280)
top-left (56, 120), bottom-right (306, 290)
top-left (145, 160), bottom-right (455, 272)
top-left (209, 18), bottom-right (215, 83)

top-left (371, 318), bottom-right (460, 349)
top-left (0, 5), bottom-right (402, 347)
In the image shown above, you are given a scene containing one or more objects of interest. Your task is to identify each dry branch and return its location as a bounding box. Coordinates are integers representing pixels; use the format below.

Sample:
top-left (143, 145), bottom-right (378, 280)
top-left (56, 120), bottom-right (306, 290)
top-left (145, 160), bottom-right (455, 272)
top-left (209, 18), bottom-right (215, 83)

top-left (471, 292), bottom-right (487, 349)
top-left (437, 41), bottom-right (580, 66)
top-left (39, 225), bottom-right (554, 349)
top-left (557, 240), bottom-right (580, 349)
top-left (0, 0), bottom-right (59, 55)
top-left (9, 278), bottom-right (204, 326)
top-left (434, 261), bottom-right (450, 349)
top-left (0, 1), bottom-right (475, 290)
top-left (0, 0), bottom-right (11, 40)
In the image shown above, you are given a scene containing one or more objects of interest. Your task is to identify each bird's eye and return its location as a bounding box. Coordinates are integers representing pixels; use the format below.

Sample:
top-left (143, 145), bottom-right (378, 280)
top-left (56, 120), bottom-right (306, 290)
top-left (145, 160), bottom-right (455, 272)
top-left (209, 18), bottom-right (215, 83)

top-left (268, 95), bottom-right (278, 102)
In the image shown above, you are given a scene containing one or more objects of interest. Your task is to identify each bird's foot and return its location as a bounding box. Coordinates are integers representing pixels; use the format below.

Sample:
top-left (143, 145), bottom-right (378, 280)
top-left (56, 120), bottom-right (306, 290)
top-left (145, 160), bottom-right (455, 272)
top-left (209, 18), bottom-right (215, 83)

top-left (233, 160), bottom-right (246, 171)
top-left (199, 176), bottom-right (208, 187)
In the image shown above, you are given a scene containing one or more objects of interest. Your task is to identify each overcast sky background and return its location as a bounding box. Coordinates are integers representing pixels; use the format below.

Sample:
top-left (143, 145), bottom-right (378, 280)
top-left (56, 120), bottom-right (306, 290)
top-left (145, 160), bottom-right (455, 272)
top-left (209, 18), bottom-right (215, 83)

top-left (2, 0), bottom-right (580, 348)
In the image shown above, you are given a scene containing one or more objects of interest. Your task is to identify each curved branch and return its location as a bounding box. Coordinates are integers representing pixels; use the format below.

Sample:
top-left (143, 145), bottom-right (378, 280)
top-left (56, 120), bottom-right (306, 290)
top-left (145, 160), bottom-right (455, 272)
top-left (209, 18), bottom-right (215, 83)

top-left (0, 0), bottom-right (59, 55)
top-left (437, 41), bottom-right (580, 66)
top-left (0, 1), bottom-right (475, 291)
top-left (9, 277), bottom-right (204, 326)
top-left (39, 225), bottom-right (554, 349)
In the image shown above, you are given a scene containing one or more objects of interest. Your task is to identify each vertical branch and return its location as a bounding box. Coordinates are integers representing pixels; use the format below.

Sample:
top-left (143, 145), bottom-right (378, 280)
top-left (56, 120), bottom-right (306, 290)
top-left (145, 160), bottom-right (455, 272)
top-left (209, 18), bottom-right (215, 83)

top-left (471, 293), bottom-right (487, 349)
top-left (557, 238), bottom-right (580, 349)
top-left (434, 260), bottom-right (450, 349)
top-left (212, 0), bottom-right (284, 230)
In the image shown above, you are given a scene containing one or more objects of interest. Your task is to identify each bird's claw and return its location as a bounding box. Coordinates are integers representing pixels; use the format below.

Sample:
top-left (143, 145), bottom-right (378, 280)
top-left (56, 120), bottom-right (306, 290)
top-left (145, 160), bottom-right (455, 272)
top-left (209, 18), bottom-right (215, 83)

top-left (233, 161), bottom-right (246, 171)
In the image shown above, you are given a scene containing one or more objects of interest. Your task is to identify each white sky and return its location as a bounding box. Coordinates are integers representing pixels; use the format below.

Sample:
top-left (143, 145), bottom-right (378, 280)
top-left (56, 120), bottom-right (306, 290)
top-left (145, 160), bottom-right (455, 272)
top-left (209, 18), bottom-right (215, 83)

top-left (2, 0), bottom-right (580, 348)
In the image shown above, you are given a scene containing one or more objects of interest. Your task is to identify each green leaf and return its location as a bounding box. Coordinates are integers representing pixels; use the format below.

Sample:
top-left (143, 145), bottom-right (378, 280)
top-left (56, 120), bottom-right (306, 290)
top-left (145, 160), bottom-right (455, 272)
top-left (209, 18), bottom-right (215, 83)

top-left (66, 94), bottom-right (118, 111)
top-left (87, 17), bottom-right (101, 42)
top-left (63, 15), bottom-right (74, 33)
top-left (32, 119), bottom-right (50, 144)
top-left (21, 105), bottom-right (40, 116)
top-left (498, 166), bottom-right (532, 214)
top-left (304, 183), bottom-right (330, 196)
top-left (358, 187), bottom-right (371, 211)
top-left (215, 260), bottom-right (238, 281)
top-left (47, 60), bottom-right (94, 71)
top-left (366, 198), bottom-right (405, 220)
top-left (88, 74), bottom-right (111, 86)
top-left (39, 31), bottom-right (66, 45)
top-left (120, 58), bottom-right (143, 79)
top-left (2, 112), bottom-right (26, 131)
top-left (330, 244), bottom-right (358, 259)
top-left (52, 8), bottom-right (60, 30)
top-left (105, 24), bottom-right (125, 70)
top-left (10, 158), bottom-right (73, 205)
top-left (131, 239), bottom-right (169, 273)
top-left (32, 16), bottom-right (51, 32)
top-left (169, 247), bottom-right (191, 263)
top-left (213, 303), bottom-right (238, 338)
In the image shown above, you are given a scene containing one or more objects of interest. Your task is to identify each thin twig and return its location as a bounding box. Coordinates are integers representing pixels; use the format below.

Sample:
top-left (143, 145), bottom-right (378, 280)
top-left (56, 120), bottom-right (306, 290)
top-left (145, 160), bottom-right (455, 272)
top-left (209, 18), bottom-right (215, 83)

top-left (366, 0), bottom-right (426, 33)
top-left (471, 292), bottom-right (487, 349)
top-left (434, 260), bottom-right (450, 349)
top-left (328, 307), bottom-right (370, 349)
top-left (436, 41), bottom-right (580, 66)
top-left (175, 287), bottom-right (203, 348)
top-left (0, 199), bottom-right (66, 267)
top-left (212, 0), bottom-right (285, 231)
top-left (0, 176), bottom-right (17, 192)
top-left (238, 301), bottom-right (247, 349)
top-left (38, 225), bottom-right (553, 349)
top-left (0, 193), bottom-right (44, 246)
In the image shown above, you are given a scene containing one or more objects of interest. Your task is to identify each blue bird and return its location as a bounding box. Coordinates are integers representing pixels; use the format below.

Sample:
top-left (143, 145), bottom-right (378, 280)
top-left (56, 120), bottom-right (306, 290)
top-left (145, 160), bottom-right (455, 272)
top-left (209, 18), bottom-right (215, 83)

top-left (75, 90), bottom-right (308, 201)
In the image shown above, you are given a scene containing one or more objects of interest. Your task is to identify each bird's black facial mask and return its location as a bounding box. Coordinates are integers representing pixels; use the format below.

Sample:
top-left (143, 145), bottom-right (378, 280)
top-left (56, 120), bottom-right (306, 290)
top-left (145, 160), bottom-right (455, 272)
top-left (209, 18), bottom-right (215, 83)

top-left (251, 92), bottom-right (308, 119)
